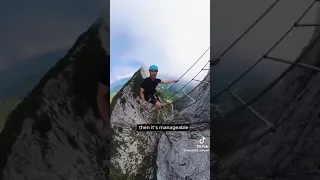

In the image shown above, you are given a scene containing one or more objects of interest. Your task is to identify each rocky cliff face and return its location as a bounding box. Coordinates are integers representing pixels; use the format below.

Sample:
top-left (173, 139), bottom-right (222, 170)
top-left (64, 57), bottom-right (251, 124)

top-left (0, 15), bottom-right (110, 180)
top-left (109, 66), bottom-right (160, 179)
top-left (157, 72), bottom-right (210, 180)
top-left (110, 68), bottom-right (210, 180)
top-left (212, 8), bottom-right (320, 180)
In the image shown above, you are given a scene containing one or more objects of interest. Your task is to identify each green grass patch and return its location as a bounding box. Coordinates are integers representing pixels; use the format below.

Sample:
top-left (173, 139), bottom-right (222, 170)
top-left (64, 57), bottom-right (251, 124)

top-left (110, 92), bottom-right (116, 103)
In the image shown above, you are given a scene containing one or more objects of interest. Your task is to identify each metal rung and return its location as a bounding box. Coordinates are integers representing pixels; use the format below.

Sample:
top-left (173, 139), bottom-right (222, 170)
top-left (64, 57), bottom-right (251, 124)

top-left (192, 79), bottom-right (210, 84)
top-left (182, 90), bottom-right (195, 102)
top-left (202, 68), bottom-right (210, 70)
top-left (295, 23), bottom-right (320, 27)
top-left (265, 56), bottom-right (320, 72)
top-left (226, 89), bottom-right (275, 130)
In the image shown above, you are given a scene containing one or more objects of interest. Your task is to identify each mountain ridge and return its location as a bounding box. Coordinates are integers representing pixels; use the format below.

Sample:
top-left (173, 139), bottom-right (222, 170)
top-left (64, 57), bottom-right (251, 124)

top-left (111, 74), bottom-right (197, 95)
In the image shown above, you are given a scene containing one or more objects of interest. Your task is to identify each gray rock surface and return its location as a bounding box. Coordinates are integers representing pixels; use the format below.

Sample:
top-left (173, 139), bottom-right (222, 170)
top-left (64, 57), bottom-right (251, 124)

top-left (157, 72), bottom-right (210, 180)
top-left (212, 6), bottom-right (320, 180)
top-left (109, 67), bottom-right (160, 179)
top-left (0, 15), bottom-right (110, 180)
top-left (110, 69), bottom-right (210, 180)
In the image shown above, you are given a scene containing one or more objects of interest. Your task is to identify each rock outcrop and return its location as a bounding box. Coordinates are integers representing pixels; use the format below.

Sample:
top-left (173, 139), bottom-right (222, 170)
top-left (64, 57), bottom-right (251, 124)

top-left (212, 7), bottom-right (320, 180)
top-left (110, 68), bottom-right (210, 180)
top-left (110, 66), bottom-right (160, 179)
top-left (157, 72), bottom-right (210, 180)
top-left (0, 15), bottom-right (110, 180)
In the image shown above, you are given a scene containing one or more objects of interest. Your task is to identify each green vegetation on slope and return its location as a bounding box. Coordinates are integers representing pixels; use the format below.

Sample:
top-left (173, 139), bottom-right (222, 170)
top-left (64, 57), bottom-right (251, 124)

top-left (110, 92), bottom-right (116, 103)
top-left (156, 87), bottom-right (180, 102)
top-left (148, 88), bottom-right (179, 124)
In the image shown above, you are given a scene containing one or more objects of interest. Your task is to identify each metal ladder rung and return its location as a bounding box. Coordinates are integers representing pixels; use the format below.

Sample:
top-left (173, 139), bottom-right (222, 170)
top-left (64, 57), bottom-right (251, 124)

top-left (295, 23), bottom-right (320, 27)
top-left (192, 79), bottom-right (210, 84)
top-left (182, 90), bottom-right (195, 102)
top-left (226, 89), bottom-right (275, 130)
top-left (265, 56), bottom-right (320, 72)
top-left (202, 68), bottom-right (210, 70)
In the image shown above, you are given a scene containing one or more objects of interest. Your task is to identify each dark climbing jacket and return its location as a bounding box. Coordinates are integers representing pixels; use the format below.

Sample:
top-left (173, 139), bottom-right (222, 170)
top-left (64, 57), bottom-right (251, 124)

top-left (141, 77), bottom-right (161, 103)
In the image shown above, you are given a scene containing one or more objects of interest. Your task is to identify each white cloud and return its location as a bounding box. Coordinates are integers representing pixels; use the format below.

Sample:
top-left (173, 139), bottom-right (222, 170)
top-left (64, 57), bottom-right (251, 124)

top-left (111, 65), bottom-right (138, 82)
top-left (115, 72), bottom-right (135, 80)
top-left (110, 0), bottom-right (210, 82)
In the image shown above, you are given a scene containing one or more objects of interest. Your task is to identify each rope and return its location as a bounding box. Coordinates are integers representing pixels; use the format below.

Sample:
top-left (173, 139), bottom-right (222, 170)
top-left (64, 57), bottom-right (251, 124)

top-left (154, 59), bottom-right (210, 127)
top-left (246, 31), bottom-right (320, 108)
top-left (211, 0), bottom-right (317, 102)
top-left (155, 46), bottom-right (210, 114)
top-left (167, 60), bottom-right (210, 100)
top-left (161, 47), bottom-right (210, 95)
top-left (211, 0), bottom-right (281, 66)
top-left (161, 65), bottom-right (210, 110)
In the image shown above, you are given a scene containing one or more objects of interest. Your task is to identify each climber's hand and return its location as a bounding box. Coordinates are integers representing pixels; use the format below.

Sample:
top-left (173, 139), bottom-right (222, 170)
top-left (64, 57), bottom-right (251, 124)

top-left (142, 100), bottom-right (147, 105)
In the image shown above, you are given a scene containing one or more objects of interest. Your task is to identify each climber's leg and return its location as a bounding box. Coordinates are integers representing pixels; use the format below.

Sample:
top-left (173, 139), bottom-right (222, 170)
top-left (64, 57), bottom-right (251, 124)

top-left (149, 97), bottom-right (161, 111)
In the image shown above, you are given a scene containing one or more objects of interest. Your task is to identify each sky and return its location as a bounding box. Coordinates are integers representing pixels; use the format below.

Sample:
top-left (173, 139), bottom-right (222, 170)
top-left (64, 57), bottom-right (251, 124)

top-left (0, 0), bottom-right (106, 71)
top-left (211, 0), bottom-right (319, 94)
top-left (110, 0), bottom-right (210, 84)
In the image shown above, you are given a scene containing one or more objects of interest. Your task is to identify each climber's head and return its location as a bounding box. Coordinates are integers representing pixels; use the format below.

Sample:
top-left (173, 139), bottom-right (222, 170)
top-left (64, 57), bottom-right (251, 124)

top-left (149, 65), bottom-right (158, 78)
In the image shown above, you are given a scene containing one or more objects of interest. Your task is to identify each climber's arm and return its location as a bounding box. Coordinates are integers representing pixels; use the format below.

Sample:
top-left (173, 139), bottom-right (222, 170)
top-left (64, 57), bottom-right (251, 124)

top-left (140, 88), bottom-right (146, 102)
top-left (160, 80), bottom-right (178, 84)
top-left (140, 79), bottom-right (147, 102)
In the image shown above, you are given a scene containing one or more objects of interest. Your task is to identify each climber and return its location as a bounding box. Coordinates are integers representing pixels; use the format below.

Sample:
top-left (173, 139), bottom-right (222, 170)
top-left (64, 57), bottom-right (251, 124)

top-left (140, 64), bottom-right (178, 111)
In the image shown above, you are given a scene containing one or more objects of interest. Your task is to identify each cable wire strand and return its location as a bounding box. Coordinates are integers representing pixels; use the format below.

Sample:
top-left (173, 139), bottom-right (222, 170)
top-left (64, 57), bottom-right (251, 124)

top-left (211, 0), bottom-right (317, 102)
top-left (162, 47), bottom-right (210, 94)
top-left (167, 60), bottom-right (210, 100)
top-left (211, 0), bottom-right (281, 66)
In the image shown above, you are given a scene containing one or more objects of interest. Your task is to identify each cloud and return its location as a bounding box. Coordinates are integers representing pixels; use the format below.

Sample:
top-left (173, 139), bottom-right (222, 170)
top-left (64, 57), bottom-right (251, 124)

top-left (110, 0), bottom-right (210, 82)
top-left (111, 65), bottom-right (138, 82)
top-left (115, 72), bottom-right (135, 80)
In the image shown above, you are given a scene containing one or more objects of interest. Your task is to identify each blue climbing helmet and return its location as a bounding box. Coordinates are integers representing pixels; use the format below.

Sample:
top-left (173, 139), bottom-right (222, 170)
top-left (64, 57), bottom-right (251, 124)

top-left (149, 65), bottom-right (158, 71)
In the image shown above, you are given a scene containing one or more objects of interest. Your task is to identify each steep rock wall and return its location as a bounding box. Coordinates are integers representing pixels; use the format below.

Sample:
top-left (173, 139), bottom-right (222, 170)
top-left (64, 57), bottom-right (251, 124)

top-left (110, 67), bottom-right (160, 179)
top-left (157, 72), bottom-right (210, 180)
